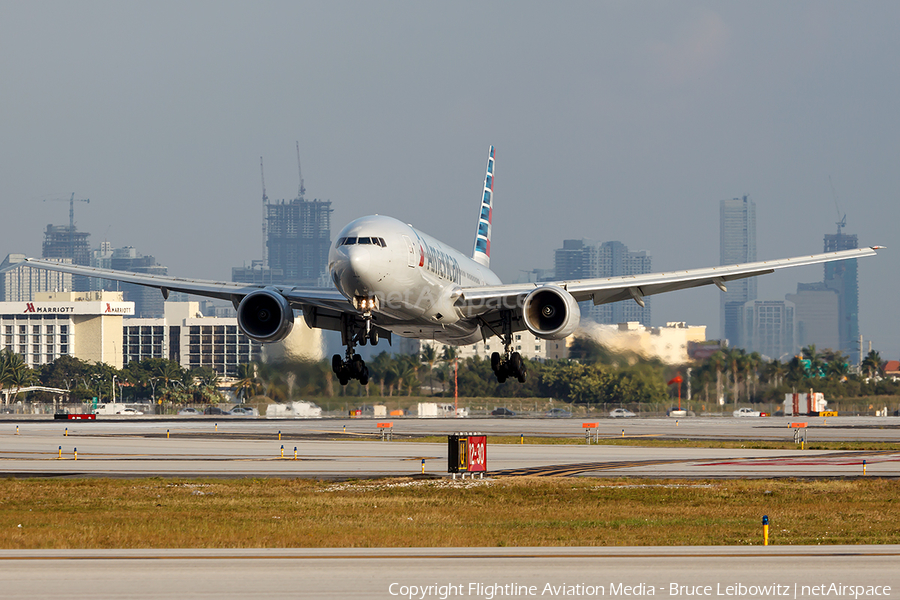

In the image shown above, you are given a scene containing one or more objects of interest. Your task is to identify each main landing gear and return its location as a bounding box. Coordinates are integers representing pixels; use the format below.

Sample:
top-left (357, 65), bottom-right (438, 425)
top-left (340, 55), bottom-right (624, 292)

top-left (488, 313), bottom-right (527, 384)
top-left (332, 303), bottom-right (379, 386)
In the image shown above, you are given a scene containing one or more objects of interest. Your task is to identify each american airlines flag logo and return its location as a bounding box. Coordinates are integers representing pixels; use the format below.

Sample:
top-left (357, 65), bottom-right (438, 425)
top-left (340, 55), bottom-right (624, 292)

top-left (473, 146), bottom-right (494, 267)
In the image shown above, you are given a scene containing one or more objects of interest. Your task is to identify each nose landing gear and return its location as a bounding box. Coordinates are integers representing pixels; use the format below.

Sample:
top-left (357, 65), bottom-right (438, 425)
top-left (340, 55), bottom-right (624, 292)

top-left (332, 305), bottom-right (379, 386)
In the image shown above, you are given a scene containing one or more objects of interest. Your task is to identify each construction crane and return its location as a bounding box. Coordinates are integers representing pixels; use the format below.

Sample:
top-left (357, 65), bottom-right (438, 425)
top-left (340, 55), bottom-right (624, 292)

top-left (260, 157), bottom-right (268, 268)
top-left (296, 141), bottom-right (306, 200)
top-left (44, 193), bottom-right (90, 231)
top-left (828, 176), bottom-right (847, 235)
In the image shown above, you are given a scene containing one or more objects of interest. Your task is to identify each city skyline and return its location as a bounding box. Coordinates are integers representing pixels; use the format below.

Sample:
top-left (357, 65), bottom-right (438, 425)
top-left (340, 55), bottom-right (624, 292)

top-left (2, 3), bottom-right (896, 357)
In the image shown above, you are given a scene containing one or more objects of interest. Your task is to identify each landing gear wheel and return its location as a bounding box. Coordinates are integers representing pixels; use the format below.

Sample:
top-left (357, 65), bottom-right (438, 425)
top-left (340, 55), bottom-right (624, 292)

top-left (351, 354), bottom-right (365, 378)
top-left (517, 367), bottom-right (527, 384)
top-left (369, 329), bottom-right (379, 346)
top-left (332, 354), bottom-right (343, 374)
top-left (509, 352), bottom-right (522, 376)
top-left (491, 352), bottom-right (501, 373)
top-left (360, 366), bottom-right (369, 386)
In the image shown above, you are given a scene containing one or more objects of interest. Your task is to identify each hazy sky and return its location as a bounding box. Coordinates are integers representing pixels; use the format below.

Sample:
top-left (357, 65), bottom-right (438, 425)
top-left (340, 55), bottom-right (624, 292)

top-left (2, 1), bottom-right (898, 357)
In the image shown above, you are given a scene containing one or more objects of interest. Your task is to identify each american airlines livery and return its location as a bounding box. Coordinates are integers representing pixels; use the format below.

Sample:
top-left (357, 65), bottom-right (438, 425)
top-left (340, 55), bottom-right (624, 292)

top-left (25, 147), bottom-right (881, 386)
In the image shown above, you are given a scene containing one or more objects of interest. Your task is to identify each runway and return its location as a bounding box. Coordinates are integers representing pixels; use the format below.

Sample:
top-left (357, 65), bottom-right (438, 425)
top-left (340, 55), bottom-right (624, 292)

top-left (3, 418), bottom-right (900, 599)
top-left (0, 546), bottom-right (898, 600)
top-left (2, 416), bottom-right (900, 479)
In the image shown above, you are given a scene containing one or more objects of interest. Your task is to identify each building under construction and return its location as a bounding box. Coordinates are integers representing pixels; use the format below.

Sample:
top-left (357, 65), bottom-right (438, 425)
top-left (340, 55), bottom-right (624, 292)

top-left (41, 224), bottom-right (91, 291)
top-left (265, 198), bottom-right (332, 287)
top-left (233, 148), bottom-right (332, 288)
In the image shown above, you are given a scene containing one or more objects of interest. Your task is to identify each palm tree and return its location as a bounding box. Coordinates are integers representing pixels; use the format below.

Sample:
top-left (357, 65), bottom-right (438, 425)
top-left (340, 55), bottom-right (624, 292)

top-left (396, 355), bottom-right (419, 396)
top-left (764, 359), bottom-right (786, 389)
top-left (725, 349), bottom-right (745, 407)
top-left (420, 345), bottom-right (438, 395)
top-left (6, 355), bottom-right (35, 404)
top-left (827, 360), bottom-right (850, 381)
top-left (745, 352), bottom-right (761, 400)
top-left (441, 346), bottom-right (459, 399)
top-left (234, 363), bottom-right (258, 402)
top-left (369, 352), bottom-right (394, 396)
top-left (862, 350), bottom-right (883, 379)
top-left (708, 351), bottom-right (726, 407)
top-left (803, 345), bottom-right (825, 378)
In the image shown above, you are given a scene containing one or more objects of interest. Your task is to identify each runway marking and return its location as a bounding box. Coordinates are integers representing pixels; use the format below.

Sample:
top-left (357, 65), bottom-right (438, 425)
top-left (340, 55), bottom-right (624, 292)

top-left (491, 450), bottom-right (900, 477)
top-left (1, 550), bottom-right (899, 560)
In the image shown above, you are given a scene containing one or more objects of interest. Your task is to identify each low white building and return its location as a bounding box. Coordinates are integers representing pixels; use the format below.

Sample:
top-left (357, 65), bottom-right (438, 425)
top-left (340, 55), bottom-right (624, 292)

top-left (577, 321), bottom-right (707, 365)
top-left (1, 294), bottom-right (323, 375)
top-left (124, 302), bottom-right (324, 376)
top-left (0, 290), bottom-right (133, 369)
top-left (401, 328), bottom-right (552, 362)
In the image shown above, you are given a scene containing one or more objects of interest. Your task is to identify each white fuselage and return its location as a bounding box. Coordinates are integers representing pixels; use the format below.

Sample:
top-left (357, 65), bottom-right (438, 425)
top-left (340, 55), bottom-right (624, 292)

top-left (328, 215), bottom-right (502, 345)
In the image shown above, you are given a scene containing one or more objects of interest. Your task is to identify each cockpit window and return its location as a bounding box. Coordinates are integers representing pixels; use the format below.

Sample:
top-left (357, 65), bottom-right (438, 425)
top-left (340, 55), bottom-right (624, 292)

top-left (339, 236), bottom-right (386, 247)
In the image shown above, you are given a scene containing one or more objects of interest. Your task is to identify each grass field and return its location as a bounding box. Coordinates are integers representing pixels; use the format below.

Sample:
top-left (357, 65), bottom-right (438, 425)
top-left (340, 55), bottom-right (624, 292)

top-left (2, 477), bottom-right (899, 549)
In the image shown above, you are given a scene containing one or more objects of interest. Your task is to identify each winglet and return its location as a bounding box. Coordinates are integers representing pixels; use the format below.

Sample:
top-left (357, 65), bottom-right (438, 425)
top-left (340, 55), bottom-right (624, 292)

top-left (472, 145), bottom-right (494, 268)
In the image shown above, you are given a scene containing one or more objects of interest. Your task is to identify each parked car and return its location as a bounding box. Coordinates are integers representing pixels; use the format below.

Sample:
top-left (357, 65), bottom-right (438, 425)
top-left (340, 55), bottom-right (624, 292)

top-left (120, 408), bottom-right (143, 415)
top-left (491, 407), bottom-right (516, 417)
top-left (228, 406), bottom-right (258, 416)
top-left (733, 407), bottom-right (762, 417)
top-left (546, 408), bottom-right (572, 418)
top-left (177, 407), bottom-right (201, 416)
top-left (204, 406), bottom-right (227, 415)
top-left (609, 408), bottom-right (636, 418)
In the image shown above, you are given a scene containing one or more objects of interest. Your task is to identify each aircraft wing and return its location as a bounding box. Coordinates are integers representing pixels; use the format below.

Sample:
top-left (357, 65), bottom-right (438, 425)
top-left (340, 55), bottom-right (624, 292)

top-left (22, 258), bottom-right (354, 314)
top-left (457, 246), bottom-right (882, 313)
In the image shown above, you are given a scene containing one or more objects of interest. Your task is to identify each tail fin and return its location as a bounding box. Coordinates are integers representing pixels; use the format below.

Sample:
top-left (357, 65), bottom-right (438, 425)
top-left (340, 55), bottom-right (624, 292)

top-left (472, 145), bottom-right (494, 268)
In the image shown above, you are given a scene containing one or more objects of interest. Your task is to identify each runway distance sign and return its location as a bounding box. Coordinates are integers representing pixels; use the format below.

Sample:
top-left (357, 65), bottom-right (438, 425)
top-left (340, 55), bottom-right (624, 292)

top-left (447, 434), bottom-right (487, 473)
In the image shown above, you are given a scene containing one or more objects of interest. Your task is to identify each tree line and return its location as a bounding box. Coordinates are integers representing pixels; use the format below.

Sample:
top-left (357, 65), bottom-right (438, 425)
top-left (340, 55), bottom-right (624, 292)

top-left (1, 340), bottom-right (896, 409)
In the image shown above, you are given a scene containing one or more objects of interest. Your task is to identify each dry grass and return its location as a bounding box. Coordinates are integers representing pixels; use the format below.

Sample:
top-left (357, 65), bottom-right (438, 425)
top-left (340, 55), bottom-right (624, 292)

top-left (2, 477), bottom-right (900, 549)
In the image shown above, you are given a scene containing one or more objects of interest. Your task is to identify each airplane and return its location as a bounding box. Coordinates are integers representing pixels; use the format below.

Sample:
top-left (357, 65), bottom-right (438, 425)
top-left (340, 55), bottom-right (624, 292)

top-left (25, 146), bottom-right (881, 386)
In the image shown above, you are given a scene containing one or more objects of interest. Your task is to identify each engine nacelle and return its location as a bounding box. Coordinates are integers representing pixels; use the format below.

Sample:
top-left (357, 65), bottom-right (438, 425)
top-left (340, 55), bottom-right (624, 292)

top-left (237, 289), bottom-right (294, 343)
top-left (522, 285), bottom-right (581, 340)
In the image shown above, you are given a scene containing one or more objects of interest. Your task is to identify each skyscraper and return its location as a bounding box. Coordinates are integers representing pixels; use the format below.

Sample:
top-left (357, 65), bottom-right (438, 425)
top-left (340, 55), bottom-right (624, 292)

top-left (741, 299), bottom-right (797, 360)
top-left (720, 195), bottom-right (757, 347)
top-left (824, 231), bottom-right (859, 359)
top-left (265, 198), bottom-right (332, 286)
top-left (554, 239), bottom-right (652, 326)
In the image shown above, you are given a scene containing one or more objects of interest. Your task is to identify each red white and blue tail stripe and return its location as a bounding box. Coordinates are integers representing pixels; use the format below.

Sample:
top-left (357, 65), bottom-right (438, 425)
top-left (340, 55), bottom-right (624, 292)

top-left (472, 145), bottom-right (494, 268)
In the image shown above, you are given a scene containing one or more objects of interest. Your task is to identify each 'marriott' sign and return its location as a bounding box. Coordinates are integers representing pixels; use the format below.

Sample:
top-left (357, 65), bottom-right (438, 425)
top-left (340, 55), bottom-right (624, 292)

top-left (2, 302), bottom-right (135, 316)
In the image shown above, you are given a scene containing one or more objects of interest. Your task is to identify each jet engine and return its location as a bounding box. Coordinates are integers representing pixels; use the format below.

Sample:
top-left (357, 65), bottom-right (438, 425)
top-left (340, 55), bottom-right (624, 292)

top-left (236, 289), bottom-right (294, 343)
top-left (522, 285), bottom-right (580, 340)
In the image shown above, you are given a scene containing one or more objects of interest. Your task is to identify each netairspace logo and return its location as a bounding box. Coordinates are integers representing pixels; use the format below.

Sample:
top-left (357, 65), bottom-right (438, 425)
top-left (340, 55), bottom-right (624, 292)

top-left (387, 582), bottom-right (893, 600)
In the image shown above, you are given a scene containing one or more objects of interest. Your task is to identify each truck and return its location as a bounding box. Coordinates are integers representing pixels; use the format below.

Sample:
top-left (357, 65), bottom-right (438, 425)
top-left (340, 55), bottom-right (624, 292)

top-left (784, 392), bottom-right (827, 416)
top-left (265, 401), bottom-right (322, 418)
top-left (417, 402), bottom-right (467, 418)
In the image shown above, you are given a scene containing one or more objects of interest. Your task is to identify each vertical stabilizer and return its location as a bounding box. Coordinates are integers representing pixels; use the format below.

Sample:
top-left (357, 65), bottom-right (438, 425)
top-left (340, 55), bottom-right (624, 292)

top-left (472, 146), bottom-right (494, 268)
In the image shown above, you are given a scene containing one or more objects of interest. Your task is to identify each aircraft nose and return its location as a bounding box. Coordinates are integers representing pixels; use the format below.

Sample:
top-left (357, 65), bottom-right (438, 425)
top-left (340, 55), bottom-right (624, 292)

top-left (348, 247), bottom-right (371, 274)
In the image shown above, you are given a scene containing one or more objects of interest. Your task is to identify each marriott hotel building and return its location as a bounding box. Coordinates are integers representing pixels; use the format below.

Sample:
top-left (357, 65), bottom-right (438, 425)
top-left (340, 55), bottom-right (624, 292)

top-left (0, 291), bottom-right (133, 369)
top-left (1, 292), bottom-right (322, 375)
